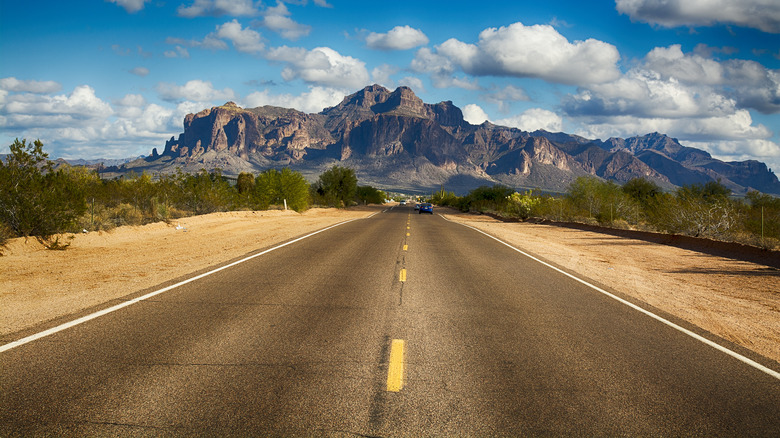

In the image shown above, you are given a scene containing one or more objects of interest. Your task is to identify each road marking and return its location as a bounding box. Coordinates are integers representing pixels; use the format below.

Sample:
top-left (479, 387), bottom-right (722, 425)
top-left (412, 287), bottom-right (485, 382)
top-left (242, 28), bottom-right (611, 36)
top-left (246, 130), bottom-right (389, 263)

top-left (403, 245), bottom-right (408, 251)
top-left (407, 226), bottom-right (410, 229)
top-left (446, 218), bottom-right (780, 381)
top-left (0, 217), bottom-right (367, 354)
top-left (387, 339), bottom-right (405, 392)
top-left (406, 232), bottom-right (410, 236)
top-left (399, 269), bottom-right (407, 282)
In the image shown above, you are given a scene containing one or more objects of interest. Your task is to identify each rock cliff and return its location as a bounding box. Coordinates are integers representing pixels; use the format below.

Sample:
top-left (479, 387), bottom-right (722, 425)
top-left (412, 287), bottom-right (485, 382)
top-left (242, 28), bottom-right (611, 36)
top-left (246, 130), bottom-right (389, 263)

top-left (127, 85), bottom-right (780, 194)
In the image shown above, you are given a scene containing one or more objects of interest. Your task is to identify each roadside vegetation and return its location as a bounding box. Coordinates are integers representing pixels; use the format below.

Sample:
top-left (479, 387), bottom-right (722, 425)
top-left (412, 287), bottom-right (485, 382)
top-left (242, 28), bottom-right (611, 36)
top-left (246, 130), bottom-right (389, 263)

top-left (431, 176), bottom-right (780, 250)
top-left (0, 139), bottom-right (385, 250)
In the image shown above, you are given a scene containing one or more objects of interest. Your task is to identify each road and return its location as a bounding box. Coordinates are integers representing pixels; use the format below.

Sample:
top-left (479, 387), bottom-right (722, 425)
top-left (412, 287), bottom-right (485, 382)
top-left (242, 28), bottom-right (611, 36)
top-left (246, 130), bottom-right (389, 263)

top-left (2, 205), bottom-right (779, 436)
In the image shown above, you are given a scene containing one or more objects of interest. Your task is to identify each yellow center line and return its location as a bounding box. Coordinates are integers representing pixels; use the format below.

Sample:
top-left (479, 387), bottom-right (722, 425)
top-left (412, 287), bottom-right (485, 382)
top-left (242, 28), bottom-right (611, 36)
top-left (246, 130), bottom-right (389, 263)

top-left (387, 339), bottom-right (405, 392)
top-left (407, 226), bottom-right (410, 229)
top-left (406, 232), bottom-right (410, 236)
top-left (399, 269), bottom-right (407, 282)
top-left (403, 244), bottom-right (408, 251)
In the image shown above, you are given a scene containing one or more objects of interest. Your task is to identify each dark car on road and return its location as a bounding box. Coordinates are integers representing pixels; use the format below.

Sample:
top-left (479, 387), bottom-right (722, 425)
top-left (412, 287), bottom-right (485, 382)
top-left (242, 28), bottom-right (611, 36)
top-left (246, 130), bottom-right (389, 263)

top-left (419, 203), bottom-right (433, 214)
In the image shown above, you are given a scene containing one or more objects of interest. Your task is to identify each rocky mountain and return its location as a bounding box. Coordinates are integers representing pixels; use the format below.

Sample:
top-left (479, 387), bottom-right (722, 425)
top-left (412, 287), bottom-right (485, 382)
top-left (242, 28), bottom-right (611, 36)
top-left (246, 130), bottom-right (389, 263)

top-left (119, 85), bottom-right (780, 195)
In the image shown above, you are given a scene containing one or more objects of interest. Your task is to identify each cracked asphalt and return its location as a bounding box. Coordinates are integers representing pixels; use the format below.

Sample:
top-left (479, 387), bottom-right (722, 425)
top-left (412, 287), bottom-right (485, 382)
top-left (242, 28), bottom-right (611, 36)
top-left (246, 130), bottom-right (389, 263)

top-left (2, 206), bottom-right (779, 436)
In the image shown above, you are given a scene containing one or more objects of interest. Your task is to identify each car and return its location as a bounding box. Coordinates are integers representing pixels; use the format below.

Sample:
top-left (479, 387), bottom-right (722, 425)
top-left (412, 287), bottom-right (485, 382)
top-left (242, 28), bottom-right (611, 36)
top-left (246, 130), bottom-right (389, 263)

top-left (414, 203), bottom-right (420, 211)
top-left (419, 203), bottom-right (433, 214)
top-left (399, 200), bottom-right (406, 206)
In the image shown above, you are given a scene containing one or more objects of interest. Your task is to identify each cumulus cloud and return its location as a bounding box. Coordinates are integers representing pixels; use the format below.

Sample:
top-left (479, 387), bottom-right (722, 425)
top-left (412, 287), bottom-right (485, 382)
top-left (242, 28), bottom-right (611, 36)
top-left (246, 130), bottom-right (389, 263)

top-left (156, 80), bottom-right (236, 103)
top-left (462, 104), bottom-right (490, 125)
top-left (266, 46), bottom-right (370, 89)
top-left (556, 42), bottom-right (780, 171)
top-left (371, 64), bottom-right (399, 88)
top-left (178, 0), bottom-right (261, 17)
top-left (164, 46), bottom-right (190, 58)
top-left (496, 108), bottom-right (564, 132)
top-left (0, 77), bottom-right (61, 94)
top-left (366, 25), bottom-right (429, 51)
top-left (130, 67), bottom-right (150, 77)
top-left (257, 2), bottom-right (311, 40)
top-left (410, 47), bottom-right (480, 89)
top-left (642, 45), bottom-right (780, 114)
top-left (484, 84), bottom-right (529, 113)
top-left (106, 0), bottom-right (149, 13)
top-left (0, 80), bottom-right (239, 159)
top-left (616, 0), bottom-right (780, 33)
top-left (199, 20), bottom-right (265, 54)
top-left (398, 76), bottom-right (425, 93)
top-left (413, 22), bottom-right (620, 87)
top-left (563, 68), bottom-right (739, 119)
top-left (2, 85), bottom-right (113, 123)
top-left (242, 86), bottom-right (346, 113)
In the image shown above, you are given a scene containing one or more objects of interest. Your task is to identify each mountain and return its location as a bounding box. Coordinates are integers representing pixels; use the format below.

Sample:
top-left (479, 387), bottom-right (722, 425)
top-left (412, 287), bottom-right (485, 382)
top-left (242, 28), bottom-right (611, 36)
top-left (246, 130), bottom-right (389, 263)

top-left (116, 85), bottom-right (780, 195)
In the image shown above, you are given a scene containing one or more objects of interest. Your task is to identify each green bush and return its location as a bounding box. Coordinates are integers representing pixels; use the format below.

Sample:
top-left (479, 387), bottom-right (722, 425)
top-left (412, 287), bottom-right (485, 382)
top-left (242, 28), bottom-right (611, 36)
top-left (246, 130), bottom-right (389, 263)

top-left (312, 165), bottom-right (357, 208)
top-left (0, 139), bottom-right (88, 240)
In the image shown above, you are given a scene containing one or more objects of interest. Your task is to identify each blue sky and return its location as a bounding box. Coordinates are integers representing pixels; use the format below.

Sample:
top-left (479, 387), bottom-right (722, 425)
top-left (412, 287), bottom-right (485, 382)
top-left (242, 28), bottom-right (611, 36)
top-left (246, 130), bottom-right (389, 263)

top-left (1, 0), bottom-right (779, 174)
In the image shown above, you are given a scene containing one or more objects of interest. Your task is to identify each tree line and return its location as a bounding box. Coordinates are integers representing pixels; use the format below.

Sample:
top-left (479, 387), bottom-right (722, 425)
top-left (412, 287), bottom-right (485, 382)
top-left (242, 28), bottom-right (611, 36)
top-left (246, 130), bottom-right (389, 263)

top-left (0, 139), bottom-right (386, 248)
top-left (431, 176), bottom-right (779, 249)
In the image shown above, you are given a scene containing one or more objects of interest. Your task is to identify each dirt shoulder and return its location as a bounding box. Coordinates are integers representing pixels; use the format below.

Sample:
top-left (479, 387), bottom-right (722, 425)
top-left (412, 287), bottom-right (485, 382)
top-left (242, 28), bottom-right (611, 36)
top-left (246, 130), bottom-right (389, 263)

top-left (0, 207), bottom-right (378, 338)
top-left (442, 210), bottom-right (780, 364)
top-left (2, 206), bottom-right (778, 365)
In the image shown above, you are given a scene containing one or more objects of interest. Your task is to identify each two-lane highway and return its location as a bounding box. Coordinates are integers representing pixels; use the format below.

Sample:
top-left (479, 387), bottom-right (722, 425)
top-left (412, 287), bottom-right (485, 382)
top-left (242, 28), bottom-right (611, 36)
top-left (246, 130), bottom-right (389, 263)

top-left (2, 205), bottom-right (779, 436)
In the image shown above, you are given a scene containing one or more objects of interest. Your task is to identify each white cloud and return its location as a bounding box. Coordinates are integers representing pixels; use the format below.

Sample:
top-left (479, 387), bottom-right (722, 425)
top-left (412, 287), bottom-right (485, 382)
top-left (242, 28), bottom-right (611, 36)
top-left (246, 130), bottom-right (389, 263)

top-left (106, 0), bottom-right (149, 13)
top-left (2, 85), bottom-right (113, 122)
top-left (564, 69), bottom-right (739, 119)
top-left (209, 20), bottom-right (265, 53)
top-left (266, 46), bottom-right (370, 89)
top-left (413, 22), bottom-right (621, 86)
top-left (242, 86), bottom-right (345, 113)
top-left (0, 77), bottom-right (61, 94)
top-left (178, 0), bottom-right (261, 17)
top-left (398, 76), bottom-right (425, 93)
top-left (130, 67), bottom-right (150, 77)
top-left (156, 80), bottom-right (236, 103)
top-left (371, 64), bottom-right (399, 88)
top-left (616, 0), bottom-right (780, 33)
top-left (164, 46), bottom-right (190, 58)
top-left (462, 104), bottom-right (489, 125)
top-left (484, 84), bottom-right (529, 113)
top-left (495, 108), bottom-right (563, 132)
top-left (258, 2), bottom-right (311, 40)
top-left (410, 47), bottom-right (480, 89)
top-left (366, 25), bottom-right (429, 51)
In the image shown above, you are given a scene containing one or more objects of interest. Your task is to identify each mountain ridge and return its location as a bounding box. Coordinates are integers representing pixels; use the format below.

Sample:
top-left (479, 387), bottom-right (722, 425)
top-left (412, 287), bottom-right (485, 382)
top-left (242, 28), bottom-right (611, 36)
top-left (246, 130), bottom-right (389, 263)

top-left (118, 85), bottom-right (779, 195)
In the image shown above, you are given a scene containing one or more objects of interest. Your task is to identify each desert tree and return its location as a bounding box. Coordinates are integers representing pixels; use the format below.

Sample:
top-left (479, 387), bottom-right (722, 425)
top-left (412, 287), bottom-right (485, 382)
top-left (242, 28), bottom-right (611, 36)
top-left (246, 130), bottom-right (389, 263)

top-left (312, 165), bottom-right (357, 208)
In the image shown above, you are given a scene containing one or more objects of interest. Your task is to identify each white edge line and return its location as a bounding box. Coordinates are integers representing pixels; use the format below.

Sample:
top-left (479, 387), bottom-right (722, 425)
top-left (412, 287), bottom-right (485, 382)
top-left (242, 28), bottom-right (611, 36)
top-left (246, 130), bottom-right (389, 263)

top-left (0, 217), bottom-right (367, 354)
top-left (445, 216), bottom-right (780, 381)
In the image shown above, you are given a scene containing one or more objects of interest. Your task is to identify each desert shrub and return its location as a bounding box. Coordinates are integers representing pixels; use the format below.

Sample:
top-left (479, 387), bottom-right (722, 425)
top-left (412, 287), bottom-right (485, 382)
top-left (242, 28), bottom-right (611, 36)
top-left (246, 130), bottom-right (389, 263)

top-left (744, 190), bottom-right (780, 242)
top-left (253, 168), bottom-right (310, 211)
top-left (567, 176), bottom-right (635, 224)
top-left (355, 185), bottom-right (386, 205)
top-left (109, 203), bottom-right (144, 227)
top-left (0, 139), bottom-right (88, 240)
top-left (506, 190), bottom-right (543, 220)
top-left (430, 187), bottom-right (460, 207)
top-left (647, 183), bottom-right (741, 239)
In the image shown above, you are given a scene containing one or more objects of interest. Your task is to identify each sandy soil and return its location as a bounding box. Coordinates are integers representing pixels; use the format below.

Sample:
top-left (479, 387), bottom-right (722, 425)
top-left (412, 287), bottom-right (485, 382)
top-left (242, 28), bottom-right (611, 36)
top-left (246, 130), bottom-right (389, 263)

top-left (2, 206), bottom-right (778, 365)
top-left (0, 208), bottom-right (376, 337)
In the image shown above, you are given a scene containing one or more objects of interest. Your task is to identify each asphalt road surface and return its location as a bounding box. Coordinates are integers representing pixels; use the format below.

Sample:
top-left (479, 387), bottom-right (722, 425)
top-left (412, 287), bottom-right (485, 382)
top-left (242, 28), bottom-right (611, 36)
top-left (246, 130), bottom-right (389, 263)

top-left (2, 206), bottom-right (779, 436)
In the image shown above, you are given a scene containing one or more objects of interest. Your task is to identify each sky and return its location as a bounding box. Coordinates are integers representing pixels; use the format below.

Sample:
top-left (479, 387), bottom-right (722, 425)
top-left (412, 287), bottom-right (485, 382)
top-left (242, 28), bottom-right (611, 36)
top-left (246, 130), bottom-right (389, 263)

top-left (1, 0), bottom-right (779, 175)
